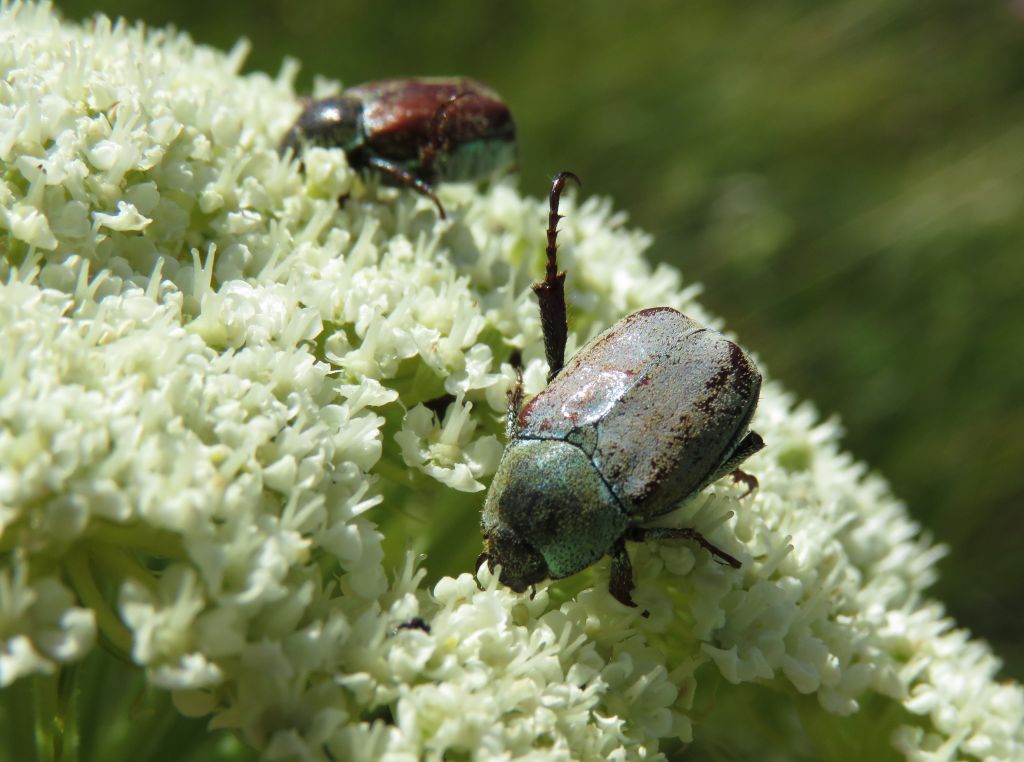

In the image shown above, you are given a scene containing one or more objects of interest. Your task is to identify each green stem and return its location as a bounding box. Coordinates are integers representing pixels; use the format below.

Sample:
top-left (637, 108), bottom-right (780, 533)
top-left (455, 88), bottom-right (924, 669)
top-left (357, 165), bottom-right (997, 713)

top-left (87, 543), bottom-right (160, 596)
top-left (32, 671), bottom-right (58, 762)
top-left (374, 456), bottom-right (418, 487)
top-left (64, 548), bottom-right (133, 658)
top-left (31, 671), bottom-right (54, 762)
top-left (86, 522), bottom-right (186, 561)
top-left (0, 524), bottom-right (20, 553)
top-left (55, 665), bottom-right (80, 762)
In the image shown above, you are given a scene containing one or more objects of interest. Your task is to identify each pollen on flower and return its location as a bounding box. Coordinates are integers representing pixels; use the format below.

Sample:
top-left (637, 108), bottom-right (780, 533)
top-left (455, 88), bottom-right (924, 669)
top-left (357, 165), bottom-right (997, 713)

top-left (0, 3), bottom-right (1021, 761)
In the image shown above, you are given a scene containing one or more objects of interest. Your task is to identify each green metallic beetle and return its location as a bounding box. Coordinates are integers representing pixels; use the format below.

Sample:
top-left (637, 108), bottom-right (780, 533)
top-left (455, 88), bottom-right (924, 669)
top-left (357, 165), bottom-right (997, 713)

top-left (479, 173), bottom-right (764, 608)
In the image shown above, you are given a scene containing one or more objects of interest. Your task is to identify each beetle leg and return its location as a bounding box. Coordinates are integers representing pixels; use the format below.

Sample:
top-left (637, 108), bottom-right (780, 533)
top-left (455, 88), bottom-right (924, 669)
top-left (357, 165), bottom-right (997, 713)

top-left (279, 125), bottom-right (303, 159)
top-left (608, 537), bottom-right (639, 607)
top-left (278, 98), bottom-right (315, 157)
top-left (730, 469), bottom-right (759, 498)
top-left (700, 430), bottom-right (765, 494)
top-left (626, 526), bottom-right (742, 569)
top-left (421, 91), bottom-right (475, 174)
top-left (364, 156), bottom-right (447, 219)
top-left (423, 393), bottom-right (456, 422)
top-left (474, 551), bottom-right (491, 590)
top-left (532, 171), bottom-right (581, 381)
top-left (506, 361), bottom-right (524, 439)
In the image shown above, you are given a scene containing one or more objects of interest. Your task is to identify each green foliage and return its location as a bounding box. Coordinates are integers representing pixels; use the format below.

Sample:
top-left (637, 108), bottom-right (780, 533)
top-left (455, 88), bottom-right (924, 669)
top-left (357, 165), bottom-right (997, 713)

top-left (0, 652), bottom-right (256, 762)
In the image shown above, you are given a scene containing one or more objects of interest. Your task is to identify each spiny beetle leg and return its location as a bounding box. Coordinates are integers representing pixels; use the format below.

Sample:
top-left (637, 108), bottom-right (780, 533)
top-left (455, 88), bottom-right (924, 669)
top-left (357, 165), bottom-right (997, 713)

top-left (609, 537), bottom-right (638, 608)
top-left (365, 155), bottom-right (446, 219)
top-left (626, 526), bottom-right (742, 569)
top-left (532, 171), bottom-right (581, 381)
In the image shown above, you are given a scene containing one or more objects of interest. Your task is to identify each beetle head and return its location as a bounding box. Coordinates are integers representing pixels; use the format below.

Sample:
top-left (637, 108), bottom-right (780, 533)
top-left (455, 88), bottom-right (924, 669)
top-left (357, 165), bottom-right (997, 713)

top-left (294, 96), bottom-right (364, 152)
top-left (479, 523), bottom-right (549, 593)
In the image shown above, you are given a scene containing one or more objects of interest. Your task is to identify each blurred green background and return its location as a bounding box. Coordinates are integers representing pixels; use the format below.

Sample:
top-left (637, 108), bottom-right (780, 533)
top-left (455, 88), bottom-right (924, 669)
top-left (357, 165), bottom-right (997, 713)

top-left (56, 0), bottom-right (1024, 687)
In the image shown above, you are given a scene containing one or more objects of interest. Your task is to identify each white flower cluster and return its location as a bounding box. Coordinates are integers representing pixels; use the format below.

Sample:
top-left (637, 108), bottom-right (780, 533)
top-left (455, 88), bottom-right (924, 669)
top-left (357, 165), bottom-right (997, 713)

top-left (0, 3), bottom-right (1021, 760)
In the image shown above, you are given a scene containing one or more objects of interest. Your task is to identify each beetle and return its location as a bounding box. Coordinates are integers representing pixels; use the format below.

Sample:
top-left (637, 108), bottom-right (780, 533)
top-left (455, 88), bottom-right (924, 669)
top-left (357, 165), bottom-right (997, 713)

top-left (279, 77), bottom-right (517, 219)
top-left (396, 617), bottom-right (432, 634)
top-left (478, 172), bottom-right (764, 608)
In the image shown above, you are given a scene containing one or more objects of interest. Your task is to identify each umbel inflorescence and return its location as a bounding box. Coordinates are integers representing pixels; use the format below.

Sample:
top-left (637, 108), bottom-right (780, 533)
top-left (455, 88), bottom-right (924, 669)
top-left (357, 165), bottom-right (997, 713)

top-left (0, 3), bottom-right (1021, 760)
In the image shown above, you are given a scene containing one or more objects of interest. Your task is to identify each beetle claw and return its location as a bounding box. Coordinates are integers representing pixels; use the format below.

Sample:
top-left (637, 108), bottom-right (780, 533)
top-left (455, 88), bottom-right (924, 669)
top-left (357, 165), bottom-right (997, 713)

top-left (473, 552), bottom-right (491, 591)
top-left (730, 468), bottom-right (759, 498)
top-left (609, 538), bottom-right (639, 608)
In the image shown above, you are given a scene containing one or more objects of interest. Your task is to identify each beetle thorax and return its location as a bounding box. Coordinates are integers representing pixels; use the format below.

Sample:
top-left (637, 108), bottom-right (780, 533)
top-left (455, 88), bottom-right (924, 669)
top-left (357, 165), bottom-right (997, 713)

top-left (482, 438), bottom-right (629, 584)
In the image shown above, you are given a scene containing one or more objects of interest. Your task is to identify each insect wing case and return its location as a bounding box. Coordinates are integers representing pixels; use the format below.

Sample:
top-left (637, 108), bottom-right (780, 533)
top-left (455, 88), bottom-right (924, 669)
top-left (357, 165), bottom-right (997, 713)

top-left (518, 307), bottom-right (761, 519)
top-left (348, 78), bottom-right (515, 174)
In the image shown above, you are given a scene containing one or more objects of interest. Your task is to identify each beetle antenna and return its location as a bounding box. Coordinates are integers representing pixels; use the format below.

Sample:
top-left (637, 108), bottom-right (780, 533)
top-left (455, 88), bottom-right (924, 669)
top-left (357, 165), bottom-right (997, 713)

top-left (533, 171), bottom-right (581, 381)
